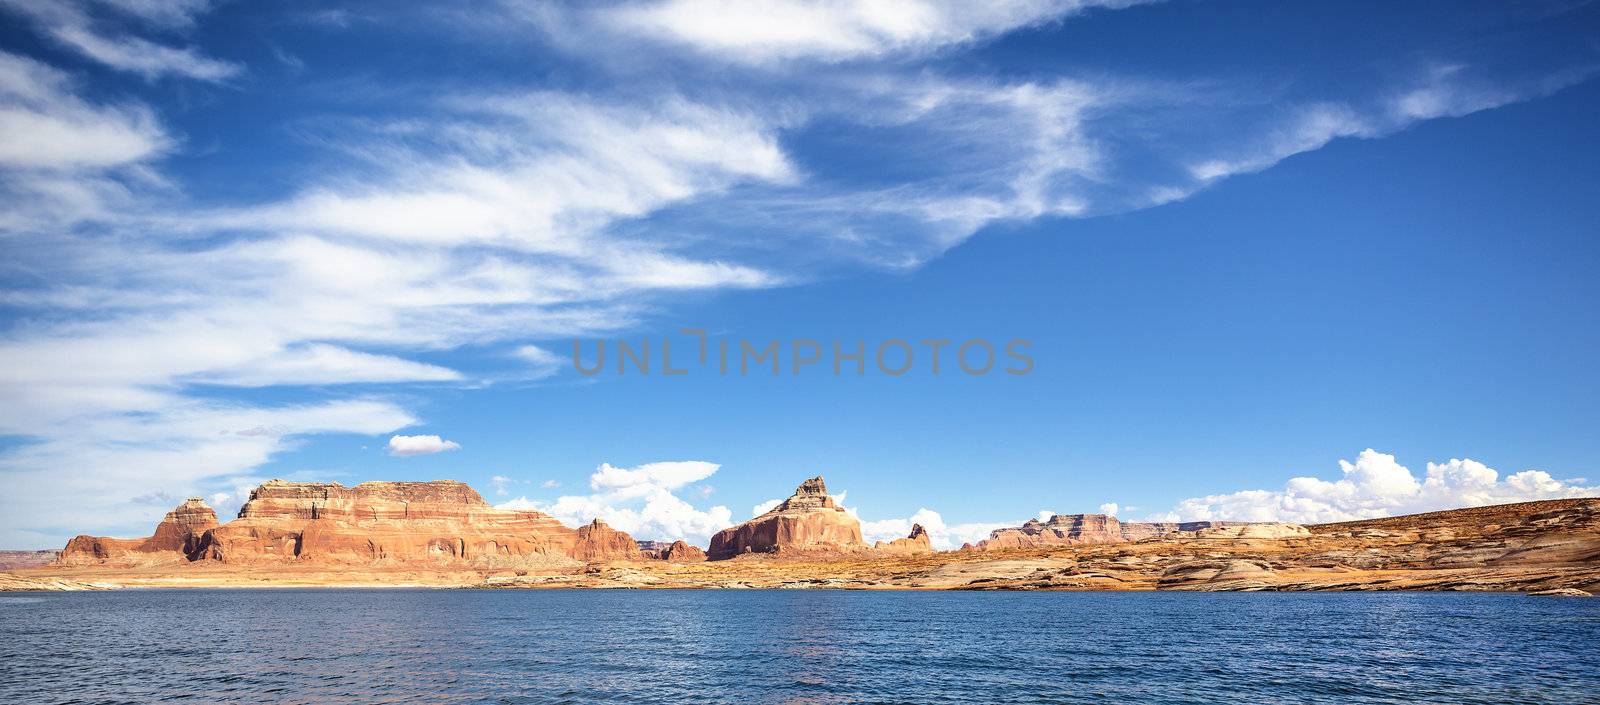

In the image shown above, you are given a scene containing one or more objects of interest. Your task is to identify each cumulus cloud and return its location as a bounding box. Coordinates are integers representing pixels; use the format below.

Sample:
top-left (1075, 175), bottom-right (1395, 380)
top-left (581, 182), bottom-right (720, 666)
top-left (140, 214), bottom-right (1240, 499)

top-left (497, 461), bottom-right (733, 545)
top-left (386, 434), bottom-right (462, 457)
top-left (1098, 502), bottom-right (1118, 516)
top-left (750, 498), bottom-right (781, 517)
top-left (1159, 449), bottom-right (1600, 524)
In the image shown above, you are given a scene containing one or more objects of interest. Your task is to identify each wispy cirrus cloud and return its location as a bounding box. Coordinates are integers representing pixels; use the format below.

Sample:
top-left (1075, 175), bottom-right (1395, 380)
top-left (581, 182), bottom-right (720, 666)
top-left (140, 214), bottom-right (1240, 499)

top-left (599, 0), bottom-right (1150, 64)
top-left (0, 0), bottom-right (240, 82)
top-left (1, 0), bottom-right (1594, 549)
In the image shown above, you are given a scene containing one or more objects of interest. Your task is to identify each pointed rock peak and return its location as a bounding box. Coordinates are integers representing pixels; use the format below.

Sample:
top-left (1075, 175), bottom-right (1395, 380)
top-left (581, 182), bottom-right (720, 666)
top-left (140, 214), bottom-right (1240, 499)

top-left (795, 476), bottom-right (827, 497)
top-left (589, 518), bottom-right (608, 527)
top-left (909, 524), bottom-right (928, 539)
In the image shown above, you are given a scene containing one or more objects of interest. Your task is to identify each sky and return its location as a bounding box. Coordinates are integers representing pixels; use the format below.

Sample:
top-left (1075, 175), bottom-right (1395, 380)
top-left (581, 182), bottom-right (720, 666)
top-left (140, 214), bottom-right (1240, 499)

top-left (2, 0), bottom-right (1599, 550)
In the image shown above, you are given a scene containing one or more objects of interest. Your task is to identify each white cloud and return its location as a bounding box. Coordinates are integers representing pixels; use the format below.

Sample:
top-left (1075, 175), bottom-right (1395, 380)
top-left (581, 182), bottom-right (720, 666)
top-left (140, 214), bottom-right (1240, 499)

top-left (1185, 65), bottom-right (1595, 183)
top-left (0, 398), bottom-right (413, 546)
top-left (226, 93), bottom-right (794, 252)
top-left (1160, 449), bottom-right (1600, 524)
top-left (1098, 502), bottom-right (1118, 516)
top-left (750, 498), bottom-right (781, 517)
top-left (0, 0), bottom-right (240, 82)
top-left (497, 460), bottom-right (733, 545)
top-left (540, 479), bottom-right (561, 489)
top-left (188, 343), bottom-right (463, 387)
top-left (96, 0), bottom-right (213, 29)
top-left (603, 0), bottom-right (1145, 64)
top-left (0, 50), bottom-right (169, 229)
top-left (512, 344), bottom-right (564, 379)
top-left (490, 475), bottom-right (513, 497)
top-left (386, 434), bottom-right (461, 457)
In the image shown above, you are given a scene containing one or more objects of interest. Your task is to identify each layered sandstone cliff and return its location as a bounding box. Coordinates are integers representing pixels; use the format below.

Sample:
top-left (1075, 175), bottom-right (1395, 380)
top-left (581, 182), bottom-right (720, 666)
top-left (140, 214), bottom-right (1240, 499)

top-left (974, 513), bottom-right (1249, 550)
top-left (707, 476), bottom-right (866, 560)
top-left (874, 524), bottom-right (935, 556)
top-left (61, 480), bottom-right (638, 569)
top-left (59, 498), bottom-right (218, 566)
top-left (194, 480), bottom-right (587, 566)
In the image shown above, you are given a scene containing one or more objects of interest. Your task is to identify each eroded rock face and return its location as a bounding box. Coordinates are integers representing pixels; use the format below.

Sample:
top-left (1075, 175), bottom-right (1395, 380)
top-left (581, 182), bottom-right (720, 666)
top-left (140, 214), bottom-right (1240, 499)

top-left (573, 519), bottom-right (643, 562)
top-left (1183, 523), bottom-right (1310, 540)
top-left (975, 514), bottom-right (1249, 550)
top-left (875, 524), bottom-right (935, 555)
top-left (58, 498), bottom-right (218, 566)
top-left (193, 480), bottom-right (586, 566)
top-left (661, 540), bottom-right (708, 562)
top-left (707, 476), bottom-right (866, 560)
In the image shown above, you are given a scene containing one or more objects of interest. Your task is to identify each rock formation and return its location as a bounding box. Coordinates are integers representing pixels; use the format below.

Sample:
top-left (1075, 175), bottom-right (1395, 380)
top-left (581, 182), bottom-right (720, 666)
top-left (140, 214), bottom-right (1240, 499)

top-left (635, 540), bottom-right (671, 557)
top-left (660, 540), bottom-right (708, 562)
top-left (707, 476), bottom-right (866, 560)
top-left (1182, 523), bottom-right (1309, 540)
top-left (60, 480), bottom-right (640, 569)
top-left (975, 513), bottom-right (1248, 550)
top-left (572, 519), bottom-right (643, 562)
top-left (0, 550), bottom-right (60, 571)
top-left (59, 498), bottom-right (218, 565)
top-left (874, 524), bottom-right (935, 555)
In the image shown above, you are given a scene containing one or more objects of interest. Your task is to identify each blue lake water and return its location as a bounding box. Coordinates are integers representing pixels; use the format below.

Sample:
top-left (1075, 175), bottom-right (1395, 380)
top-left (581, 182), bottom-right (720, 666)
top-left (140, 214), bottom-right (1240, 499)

top-left (0, 589), bottom-right (1596, 704)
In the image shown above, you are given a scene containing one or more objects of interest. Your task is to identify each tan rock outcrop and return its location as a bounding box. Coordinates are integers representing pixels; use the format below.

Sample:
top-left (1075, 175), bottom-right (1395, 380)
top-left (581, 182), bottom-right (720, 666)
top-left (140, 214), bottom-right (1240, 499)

top-left (875, 524), bottom-right (935, 555)
top-left (707, 476), bottom-right (866, 560)
top-left (975, 514), bottom-right (1248, 550)
top-left (573, 519), bottom-right (643, 562)
top-left (661, 540), bottom-right (708, 562)
top-left (58, 498), bottom-right (218, 566)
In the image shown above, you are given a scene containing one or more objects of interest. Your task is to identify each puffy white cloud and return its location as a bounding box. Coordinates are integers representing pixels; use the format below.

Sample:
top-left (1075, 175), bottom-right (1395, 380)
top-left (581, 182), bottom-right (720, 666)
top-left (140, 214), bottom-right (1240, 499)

top-left (386, 434), bottom-right (461, 457)
top-left (1161, 449), bottom-right (1600, 524)
top-left (1098, 502), bottom-right (1118, 517)
top-left (498, 461), bottom-right (733, 545)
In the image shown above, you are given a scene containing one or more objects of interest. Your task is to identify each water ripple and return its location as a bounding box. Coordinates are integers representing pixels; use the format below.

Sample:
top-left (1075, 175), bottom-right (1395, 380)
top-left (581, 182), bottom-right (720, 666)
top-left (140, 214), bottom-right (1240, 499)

top-left (0, 590), bottom-right (1596, 704)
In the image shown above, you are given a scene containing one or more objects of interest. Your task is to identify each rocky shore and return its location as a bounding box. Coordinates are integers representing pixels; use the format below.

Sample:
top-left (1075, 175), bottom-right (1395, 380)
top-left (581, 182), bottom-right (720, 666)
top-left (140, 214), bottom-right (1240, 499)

top-left (10, 475), bottom-right (1598, 594)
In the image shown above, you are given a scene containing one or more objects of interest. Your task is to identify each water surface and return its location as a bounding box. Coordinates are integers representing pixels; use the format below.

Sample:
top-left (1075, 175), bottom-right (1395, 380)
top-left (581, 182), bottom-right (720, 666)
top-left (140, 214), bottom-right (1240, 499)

top-left (1, 590), bottom-right (1596, 704)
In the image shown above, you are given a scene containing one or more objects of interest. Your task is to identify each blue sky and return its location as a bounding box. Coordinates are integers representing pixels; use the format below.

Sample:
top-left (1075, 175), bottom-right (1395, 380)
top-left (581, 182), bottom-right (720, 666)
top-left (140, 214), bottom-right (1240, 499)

top-left (2, 0), bottom-right (1599, 549)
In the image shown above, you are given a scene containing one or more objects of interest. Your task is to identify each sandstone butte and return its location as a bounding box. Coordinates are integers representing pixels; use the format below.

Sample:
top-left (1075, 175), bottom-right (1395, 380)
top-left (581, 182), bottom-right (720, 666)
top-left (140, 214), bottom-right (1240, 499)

top-left (707, 476), bottom-right (866, 559)
top-left (874, 524), bottom-right (935, 556)
top-left (59, 480), bottom-right (644, 568)
top-left (660, 540), bottom-right (708, 562)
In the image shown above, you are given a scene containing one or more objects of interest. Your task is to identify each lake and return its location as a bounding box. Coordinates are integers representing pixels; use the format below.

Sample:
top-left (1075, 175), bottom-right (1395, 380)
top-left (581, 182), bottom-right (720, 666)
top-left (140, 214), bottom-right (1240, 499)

top-left (1, 590), bottom-right (1596, 704)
